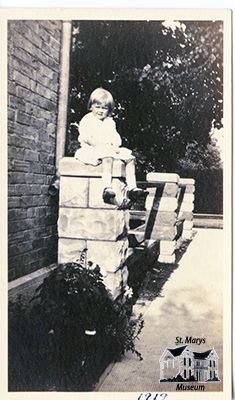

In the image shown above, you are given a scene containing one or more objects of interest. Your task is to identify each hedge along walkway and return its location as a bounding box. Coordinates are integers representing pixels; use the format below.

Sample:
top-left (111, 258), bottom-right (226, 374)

top-left (96, 228), bottom-right (223, 392)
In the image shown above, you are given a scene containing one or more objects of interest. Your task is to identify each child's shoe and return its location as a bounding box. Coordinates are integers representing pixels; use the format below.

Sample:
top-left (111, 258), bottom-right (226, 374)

top-left (102, 187), bottom-right (116, 204)
top-left (117, 198), bottom-right (132, 210)
top-left (127, 187), bottom-right (148, 202)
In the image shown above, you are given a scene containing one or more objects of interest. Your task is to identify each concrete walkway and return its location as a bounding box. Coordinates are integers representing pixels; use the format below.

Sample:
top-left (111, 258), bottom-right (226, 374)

top-left (96, 228), bottom-right (223, 392)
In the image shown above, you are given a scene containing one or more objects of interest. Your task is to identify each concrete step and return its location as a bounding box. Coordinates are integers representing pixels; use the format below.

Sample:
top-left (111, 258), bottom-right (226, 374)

top-left (193, 214), bottom-right (223, 229)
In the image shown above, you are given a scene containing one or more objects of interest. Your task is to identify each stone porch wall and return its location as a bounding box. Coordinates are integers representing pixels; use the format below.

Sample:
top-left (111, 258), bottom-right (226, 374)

top-left (145, 172), bottom-right (195, 263)
top-left (58, 157), bottom-right (130, 299)
top-left (58, 159), bottom-right (195, 297)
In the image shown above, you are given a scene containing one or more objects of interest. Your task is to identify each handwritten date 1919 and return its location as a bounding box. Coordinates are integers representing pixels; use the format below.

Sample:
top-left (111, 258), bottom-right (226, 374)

top-left (138, 393), bottom-right (168, 400)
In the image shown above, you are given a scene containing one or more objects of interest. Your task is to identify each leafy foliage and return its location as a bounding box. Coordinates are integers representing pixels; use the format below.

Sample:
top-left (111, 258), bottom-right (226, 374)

top-left (177, 168), bottom-right (223, 214)
top-left (178, 139), bottom-right (222, 170)
top-left (9, 261), bottom-right (144, 391)
top-left (67, 20), bottom-right (223, 177)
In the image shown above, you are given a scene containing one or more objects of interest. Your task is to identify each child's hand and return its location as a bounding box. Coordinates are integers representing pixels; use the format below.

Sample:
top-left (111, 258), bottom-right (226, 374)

top-left (109, 146), bottom-right (120, 154)
top-left (104, 144), bottom-right (119, 151)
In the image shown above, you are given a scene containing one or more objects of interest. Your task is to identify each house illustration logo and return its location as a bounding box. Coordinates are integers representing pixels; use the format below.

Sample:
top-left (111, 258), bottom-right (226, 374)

top-left (159, 345), bottom-right (220, 383)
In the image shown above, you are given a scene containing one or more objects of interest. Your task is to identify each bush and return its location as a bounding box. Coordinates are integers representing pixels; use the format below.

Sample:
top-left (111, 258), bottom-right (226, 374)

top-left (67, 20), bottom-right (223, 175)
top-left (9, 260), bottom-right (144, 391)
top-left (177, 168), bottom-right (223, 214)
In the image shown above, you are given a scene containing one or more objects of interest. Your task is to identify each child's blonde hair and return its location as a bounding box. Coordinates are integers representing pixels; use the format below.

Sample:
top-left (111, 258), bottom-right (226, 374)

top-left (88, 88), bottom-right (115, 115)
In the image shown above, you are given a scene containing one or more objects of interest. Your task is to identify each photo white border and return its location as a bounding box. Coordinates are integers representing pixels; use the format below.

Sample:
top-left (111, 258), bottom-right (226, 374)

top-left (0, 6), bottom-right (232, 400)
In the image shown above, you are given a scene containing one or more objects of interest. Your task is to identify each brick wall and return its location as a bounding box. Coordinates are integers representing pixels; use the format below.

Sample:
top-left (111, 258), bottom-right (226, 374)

top-left (8, 20), bottom-right (63, 280)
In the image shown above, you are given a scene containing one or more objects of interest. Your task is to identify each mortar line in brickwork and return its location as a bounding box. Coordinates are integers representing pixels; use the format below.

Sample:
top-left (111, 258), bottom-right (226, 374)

top-left (59, 237), bottom-right (128, 243)
top-left (59, 206), bottom-right (118, 210)
top-left (14, 43), bottom-right (59, 74)
top-left (14, 84), bottom-right (58, 110)
top-left (11, 20), bottom-right (61, 45)
top-left (12, 56), bottom-right (59, 95)
top-left (61, 174), bottom-right (102, 178)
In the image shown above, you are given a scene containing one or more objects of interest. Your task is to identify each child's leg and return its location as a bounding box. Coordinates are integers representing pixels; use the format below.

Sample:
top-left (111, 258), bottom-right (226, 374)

top-left (126, 159), bottom-right (148, 202)
top-left (102, 157), bottom-right (113, 189)
top-left (102, 157), bottom-right (116, 204)
top-left (125, 159), bottom-right (137, 190)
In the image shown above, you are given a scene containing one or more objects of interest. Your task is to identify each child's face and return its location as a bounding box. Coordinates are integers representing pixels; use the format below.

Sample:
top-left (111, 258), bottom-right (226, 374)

top-left (91, 102), bottom-right (109, 120)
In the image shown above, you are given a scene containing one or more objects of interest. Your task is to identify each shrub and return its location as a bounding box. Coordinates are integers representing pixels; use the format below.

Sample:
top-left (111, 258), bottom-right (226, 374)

top-left (9, 260), bottom-right (144, 391)
top-left (176, 168), bottom-right (223, 214)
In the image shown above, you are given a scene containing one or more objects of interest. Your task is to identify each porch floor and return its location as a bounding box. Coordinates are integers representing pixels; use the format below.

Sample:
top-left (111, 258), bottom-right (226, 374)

top-left (95, 228), bottom-right (224, 392)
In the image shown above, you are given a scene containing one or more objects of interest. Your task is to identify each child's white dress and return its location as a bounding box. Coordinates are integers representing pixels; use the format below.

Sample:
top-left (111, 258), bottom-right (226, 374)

top-left (74, 113), bottom-right (134, 166)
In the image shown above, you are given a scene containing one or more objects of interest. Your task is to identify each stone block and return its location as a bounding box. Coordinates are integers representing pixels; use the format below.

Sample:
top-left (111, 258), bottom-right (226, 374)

top-left (87, 239), bottom-right (129, 273)
top-left (88, 177), bottom-right (127, 209)
top-left (146, 196), bottom-right (178, 212)
top-left (58, 238), bottom-right (128, 275)
top-left (59, 176), bottom-right (88, 207)
top-left (179, 178), bottom-right (195, 185)
top-left (146, 226), bottom-right (177, 241)
top-left (104, 265), bottom-right (129, 300)
top-left (146, 183), bottom-right (178, 199)
top-left (178, 211), bottom-right (193, 221)
top-left (158, 254), bottom-right (176, 264)
top-left (184, 185), bottom-right (195, 194)
top-left (59, 157), bottom-right (126, 178)
top-left (147, 172), bottom-right (179, 183)
top-left (145, 187), bottom-right (156, 203)
top-left (58, 208), bottom-right (127, 241)
top-left (179, 202), bottom-right (194, 212)
top-left (181, 193), bottom-right (195, 203)
top-left (182, 230), bottom-right (194, 240)
top-left (145, 193), bottom-right (157, 211)
top-left (163, 182), bottom-right (179, 197)
top-left (183, 220), bottom-right (194, 230)
top-left (145, 211), bottom-right (177, 227)
top-left (159, 240), bottom-right (176, 255)
top-left (103, 270), bottom-right (122, 299)
top-left (58, 238), bottom-right (87, 264)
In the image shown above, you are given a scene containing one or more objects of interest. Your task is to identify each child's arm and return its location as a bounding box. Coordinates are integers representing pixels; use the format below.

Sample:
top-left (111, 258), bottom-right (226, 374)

top-left (78, 116), bottom-right (94, 147)
top-left (109, 119), bottom-right (122, 147)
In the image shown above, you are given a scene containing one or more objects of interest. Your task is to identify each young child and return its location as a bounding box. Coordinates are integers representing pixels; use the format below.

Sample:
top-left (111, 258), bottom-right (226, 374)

top-left (75, 88), bottom-right (145, 204)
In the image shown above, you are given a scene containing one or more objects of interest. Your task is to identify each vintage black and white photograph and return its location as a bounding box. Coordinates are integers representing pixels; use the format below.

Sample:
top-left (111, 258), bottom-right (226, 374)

top-left (4, 7), bottom-right (232, 399)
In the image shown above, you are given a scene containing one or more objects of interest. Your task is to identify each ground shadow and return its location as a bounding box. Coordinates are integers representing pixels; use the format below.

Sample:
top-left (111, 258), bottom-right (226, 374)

top-left (129, 235), bottom-right (195, 304)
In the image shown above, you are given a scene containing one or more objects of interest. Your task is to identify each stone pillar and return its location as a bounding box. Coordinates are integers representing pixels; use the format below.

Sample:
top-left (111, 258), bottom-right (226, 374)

top-left (178, 178), bottom-right (195, 240)
top-left (145, 172), bottom-right (180, 264)
top-left (58, 157), bottom-right (129, 299)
